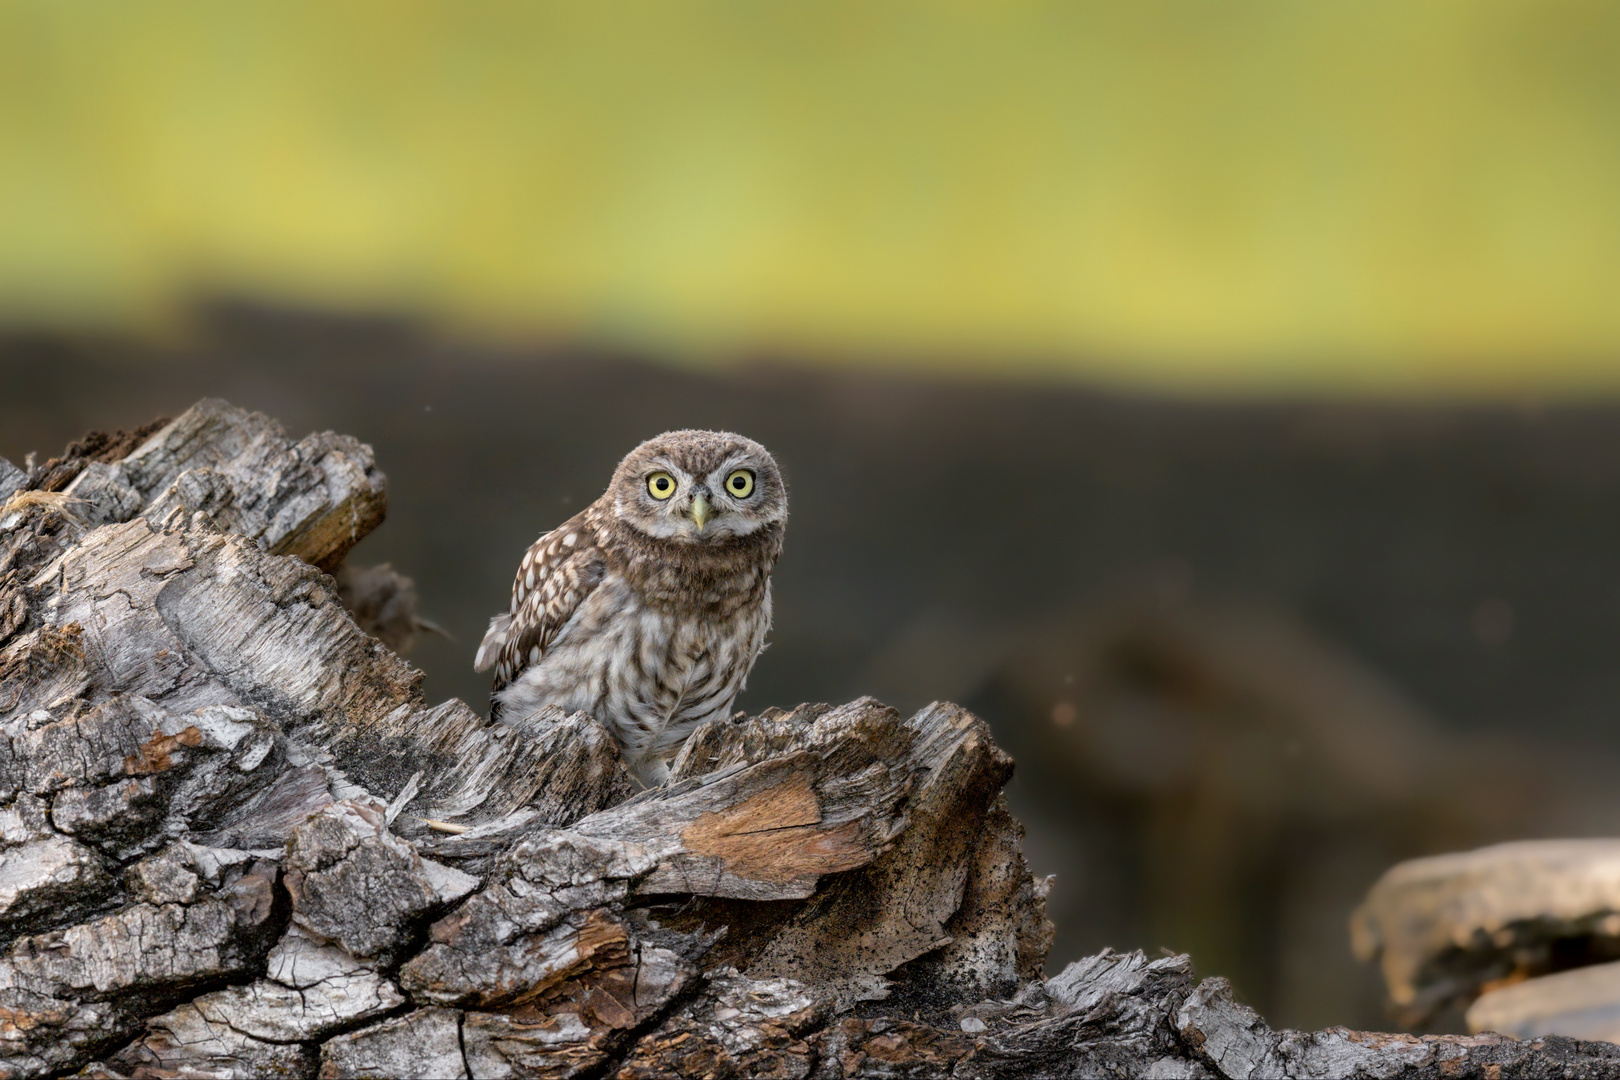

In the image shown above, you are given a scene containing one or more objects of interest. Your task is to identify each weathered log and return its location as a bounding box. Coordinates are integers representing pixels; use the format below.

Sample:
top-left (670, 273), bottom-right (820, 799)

top-left (6, 402), bottom-right (1620, 1079)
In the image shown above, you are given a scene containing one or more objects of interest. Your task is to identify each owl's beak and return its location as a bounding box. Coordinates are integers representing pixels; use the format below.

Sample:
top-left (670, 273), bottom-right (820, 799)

top-left (688, 492), bottom-right (712, 531)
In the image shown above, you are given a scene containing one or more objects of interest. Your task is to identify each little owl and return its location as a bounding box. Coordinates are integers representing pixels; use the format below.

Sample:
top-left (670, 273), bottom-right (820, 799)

top-left (475, 430), bottom-right (786, 786)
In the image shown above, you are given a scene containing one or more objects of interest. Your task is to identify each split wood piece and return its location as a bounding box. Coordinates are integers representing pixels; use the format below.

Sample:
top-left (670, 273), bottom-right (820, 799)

top-left (1353, 838), bottom-right (1620, 1022)
top-left (59, 398), bottom-right (385, 570)
top-left (9, 420), bottom-right (171, 497)
top-left (3, 406), bottom-right (429, 659)
top-left (397, 831), bottom-right (686, 1010)
top-left (0, 692), bottom-right (286, 935)
top-left (91, 928), bottom-right (402, 1079)
top-left (2, 423), bottom-right (164, 654)
top-left (585, 715), bottom-right (916, 902)
top-left (457, 934), bottom-right (701, 1077)
top-left (283, 799), bottom-right (479, 962)
top-left (318, 1007), bottom-right (467, 1080)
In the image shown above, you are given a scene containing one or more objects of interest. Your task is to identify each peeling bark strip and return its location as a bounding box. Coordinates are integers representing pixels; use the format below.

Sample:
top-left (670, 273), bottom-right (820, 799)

top-left (4, 403), bottom-right (1619, 1078)
top-left (679, 772), bottom-right (872, 886)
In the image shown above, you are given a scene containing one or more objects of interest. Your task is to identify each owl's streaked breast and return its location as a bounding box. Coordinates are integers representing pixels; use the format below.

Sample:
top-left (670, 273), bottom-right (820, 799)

top-left (493, 570), bottom-right (772, 785)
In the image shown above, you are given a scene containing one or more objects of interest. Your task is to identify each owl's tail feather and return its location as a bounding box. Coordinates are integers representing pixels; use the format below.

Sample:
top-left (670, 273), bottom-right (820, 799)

top-left (473, 613), bottom-right (511, 673)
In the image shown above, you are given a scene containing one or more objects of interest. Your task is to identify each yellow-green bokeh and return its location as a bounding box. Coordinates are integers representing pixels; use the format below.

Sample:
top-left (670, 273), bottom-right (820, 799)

top-left (2, 1), bottom-right (1619, 393)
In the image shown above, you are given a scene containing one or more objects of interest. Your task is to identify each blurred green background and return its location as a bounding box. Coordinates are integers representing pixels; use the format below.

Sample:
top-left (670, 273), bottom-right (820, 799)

top-left (6, 0), bottom-right (1620, 1037)
top-left (4, 0), bottom-right (1620, 391)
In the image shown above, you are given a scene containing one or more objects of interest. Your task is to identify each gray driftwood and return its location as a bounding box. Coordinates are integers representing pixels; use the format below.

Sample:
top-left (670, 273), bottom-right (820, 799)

top-left (3, 402), bottom-right (1620, 1078)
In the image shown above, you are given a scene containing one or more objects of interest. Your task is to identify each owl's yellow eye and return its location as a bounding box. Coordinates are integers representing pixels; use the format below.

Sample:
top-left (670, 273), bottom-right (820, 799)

top-left (647, 472), bottom-right (677, 500)
top-left (725, 469), bottom-right (755, 498)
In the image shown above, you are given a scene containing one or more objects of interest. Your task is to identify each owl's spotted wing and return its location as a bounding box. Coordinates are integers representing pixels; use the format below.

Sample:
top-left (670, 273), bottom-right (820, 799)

top-left (474, 512), bottom-right (607, 691)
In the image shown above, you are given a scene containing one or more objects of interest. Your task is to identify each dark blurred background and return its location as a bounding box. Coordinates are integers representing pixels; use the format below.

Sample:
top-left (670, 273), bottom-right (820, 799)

top-left (5, 0), bottom-right (1620, 1036)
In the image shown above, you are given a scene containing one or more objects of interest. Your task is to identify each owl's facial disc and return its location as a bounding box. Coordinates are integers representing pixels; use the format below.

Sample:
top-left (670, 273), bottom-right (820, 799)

top-left (611, 431), bottom-right (785, 544)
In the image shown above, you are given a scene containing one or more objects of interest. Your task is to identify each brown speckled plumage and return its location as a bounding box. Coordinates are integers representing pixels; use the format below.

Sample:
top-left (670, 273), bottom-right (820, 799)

top-left (475, 430), bottom-right (786, 785)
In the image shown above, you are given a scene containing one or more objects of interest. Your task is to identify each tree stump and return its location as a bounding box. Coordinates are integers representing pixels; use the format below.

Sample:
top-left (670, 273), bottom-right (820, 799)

top-left (3, 400), bottom-right (1619, 1078)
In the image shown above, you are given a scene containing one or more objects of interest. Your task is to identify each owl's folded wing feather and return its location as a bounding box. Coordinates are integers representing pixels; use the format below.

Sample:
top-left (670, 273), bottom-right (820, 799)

top-left (472, 613), bottom-right (512, 673)
top-left (474, 515), bottom-right (607, 691)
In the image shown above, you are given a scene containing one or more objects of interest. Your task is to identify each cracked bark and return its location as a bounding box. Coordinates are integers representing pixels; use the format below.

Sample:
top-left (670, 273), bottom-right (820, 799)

top-left (3, 401), bottom-right (1617, 1078)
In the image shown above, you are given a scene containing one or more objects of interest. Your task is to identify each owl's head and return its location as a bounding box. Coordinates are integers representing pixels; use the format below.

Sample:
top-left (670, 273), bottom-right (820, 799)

top-left (608, 430), bottom-right (786, 544)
